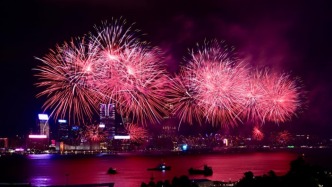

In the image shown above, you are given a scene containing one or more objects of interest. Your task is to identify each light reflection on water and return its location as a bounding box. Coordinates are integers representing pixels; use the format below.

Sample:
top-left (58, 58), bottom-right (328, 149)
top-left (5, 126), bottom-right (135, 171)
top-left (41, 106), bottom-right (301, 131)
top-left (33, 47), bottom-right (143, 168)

top-left (30, 176), bottom-right (52, 186)
top-left (27, 154), bottom-right (53, 160)
top-left (1, 151), bottom-right (300, 186)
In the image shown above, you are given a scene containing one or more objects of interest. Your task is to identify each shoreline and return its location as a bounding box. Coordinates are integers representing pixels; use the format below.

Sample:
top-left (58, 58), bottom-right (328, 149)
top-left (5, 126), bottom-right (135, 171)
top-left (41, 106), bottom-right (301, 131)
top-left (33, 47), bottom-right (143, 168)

top-left (2, 146), bottom-right (331, 158)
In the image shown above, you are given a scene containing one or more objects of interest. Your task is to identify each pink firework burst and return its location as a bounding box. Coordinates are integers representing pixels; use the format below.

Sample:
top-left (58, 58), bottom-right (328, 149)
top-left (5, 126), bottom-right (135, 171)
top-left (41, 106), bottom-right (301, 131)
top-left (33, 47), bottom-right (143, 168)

top-left (171, 40), bottom-right (249, 127)
top-left (96, 46), bottom-right (170, 124)
top-left (90, 20), bottom-right (170, 124)
top-left (252, 126), bottom-right (264, 141)
top-left (124, 123), bottom-right (148, 142)
top-left (195, 61), bottom-right (248, 126)
top-left (34, 37), bottom-right (103, 124)
top-left (260, 71), bottom-right (302, 123)
top-left (241, 68), bottom-right (303, 124)
top-left (83, 124), bottom-right (108, 142)
top-left (88, 18), bottom-right (141, 94)
top-left (35, 19), bottom-right (169, 125)
top-left (276, 130), bottom-right (292, 144)
top-left (241, 69), bottom-right (269, 123)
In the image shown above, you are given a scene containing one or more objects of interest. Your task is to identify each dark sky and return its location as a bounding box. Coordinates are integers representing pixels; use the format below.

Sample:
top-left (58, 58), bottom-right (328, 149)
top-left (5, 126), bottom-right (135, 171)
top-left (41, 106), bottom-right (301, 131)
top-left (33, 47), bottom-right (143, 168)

top-left (1, 0), bottom-right (332, 137)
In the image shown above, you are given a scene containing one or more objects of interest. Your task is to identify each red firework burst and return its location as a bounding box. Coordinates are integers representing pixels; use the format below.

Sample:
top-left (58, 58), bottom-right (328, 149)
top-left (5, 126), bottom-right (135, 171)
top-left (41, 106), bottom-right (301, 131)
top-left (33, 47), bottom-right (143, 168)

top-left (276, 130), bottom-right (292, 144)
top-left (83, 124), bottom-right (108, 142)
top-left (124, 123), bottom-right (148, 142)
top-left (252, 126), bottom-right (264, 141)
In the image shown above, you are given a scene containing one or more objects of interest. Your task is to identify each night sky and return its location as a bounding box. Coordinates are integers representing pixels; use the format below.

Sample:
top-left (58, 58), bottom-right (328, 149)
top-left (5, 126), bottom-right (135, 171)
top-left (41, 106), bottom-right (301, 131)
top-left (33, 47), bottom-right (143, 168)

top-left (1, 0), bottom-right (331, 137)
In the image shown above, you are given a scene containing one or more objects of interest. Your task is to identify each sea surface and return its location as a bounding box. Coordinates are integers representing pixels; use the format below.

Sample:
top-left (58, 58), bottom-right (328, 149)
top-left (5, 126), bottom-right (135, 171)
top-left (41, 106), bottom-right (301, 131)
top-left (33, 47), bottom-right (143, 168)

top-left (1, 149), bottom-right (331, 187)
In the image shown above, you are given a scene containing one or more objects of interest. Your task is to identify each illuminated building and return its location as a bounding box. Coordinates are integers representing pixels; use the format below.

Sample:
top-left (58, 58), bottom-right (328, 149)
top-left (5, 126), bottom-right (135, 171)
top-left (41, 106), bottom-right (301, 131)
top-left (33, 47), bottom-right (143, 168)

top-left (27, 134), bottom-right (49, 152)
top-left (57, 119), bottom-right (69, 142)
top-left (38, 114), bottom-right (49, 138)
top-left (100, 103), bottom-right (116, 139)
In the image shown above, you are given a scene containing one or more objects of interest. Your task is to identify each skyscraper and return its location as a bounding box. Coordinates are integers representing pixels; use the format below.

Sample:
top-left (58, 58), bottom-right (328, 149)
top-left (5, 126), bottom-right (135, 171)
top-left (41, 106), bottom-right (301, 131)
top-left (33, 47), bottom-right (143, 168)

top-left (38, 114), bottom-right (49, 138)
top-left (57, 119), bottom-right (69, 142)
top-left (100, 103), bottom-right (116, 139)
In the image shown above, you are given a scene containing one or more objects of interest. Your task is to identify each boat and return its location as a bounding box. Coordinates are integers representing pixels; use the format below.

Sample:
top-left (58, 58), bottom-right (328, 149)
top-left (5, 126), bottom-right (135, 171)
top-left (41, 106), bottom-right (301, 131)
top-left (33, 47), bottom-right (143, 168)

top-left (188, 165), bottom-right (213, 176)
top-left (107, 167), bottom-right (117, 174)
top-left (147, 163), bottom-right (171, 171)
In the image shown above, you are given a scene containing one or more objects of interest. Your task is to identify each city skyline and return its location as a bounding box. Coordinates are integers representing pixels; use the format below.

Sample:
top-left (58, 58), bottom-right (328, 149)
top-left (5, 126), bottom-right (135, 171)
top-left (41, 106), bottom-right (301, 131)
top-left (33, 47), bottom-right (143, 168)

top-left (1, 0), bottom-right (331, 137)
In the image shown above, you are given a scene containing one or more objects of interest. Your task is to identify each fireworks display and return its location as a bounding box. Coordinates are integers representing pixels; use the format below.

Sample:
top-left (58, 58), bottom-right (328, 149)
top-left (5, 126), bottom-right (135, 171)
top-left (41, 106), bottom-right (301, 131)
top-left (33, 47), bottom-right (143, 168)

top-left (168, 40), bottom-right (302, 127)
top-left (124, 123), bottom-right (148, 142)
top-left (34, 19), bottom-right (303, 128)
top-left (35, 19), bottom-right (169, 125)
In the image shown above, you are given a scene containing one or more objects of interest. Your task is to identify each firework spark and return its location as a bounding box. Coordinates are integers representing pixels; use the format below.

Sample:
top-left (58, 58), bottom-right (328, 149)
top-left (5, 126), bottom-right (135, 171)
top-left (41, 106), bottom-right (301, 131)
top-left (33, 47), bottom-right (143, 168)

top-left (166, 74), bottom-right (204, 125)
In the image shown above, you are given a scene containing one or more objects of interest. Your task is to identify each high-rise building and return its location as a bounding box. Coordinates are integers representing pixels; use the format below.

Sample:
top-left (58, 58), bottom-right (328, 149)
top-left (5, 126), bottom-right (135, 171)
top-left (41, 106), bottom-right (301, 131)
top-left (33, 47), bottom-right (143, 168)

top-left (100, 103), bottom-right (116, 139)
top-left (38, 114), bottom-right (50, 138)
top-left (57, 119), bottom-right (69, 142)
top-left (0, 138), bottom-right (8, 150)
top-left (69, 125), bottom-right (81, 145)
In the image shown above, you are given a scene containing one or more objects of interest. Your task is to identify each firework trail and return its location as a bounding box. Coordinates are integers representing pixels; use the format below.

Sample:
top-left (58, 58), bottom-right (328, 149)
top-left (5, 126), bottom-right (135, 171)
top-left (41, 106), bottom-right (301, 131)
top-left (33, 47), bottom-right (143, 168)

top-left (124, 123), bottom-right (148, 142)
top-left (91, 18), bottom-right (140, 53)
top-left (34, 37), bottom-right (103, 124)
top-left (166, 74), bottom-right (205, 126)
